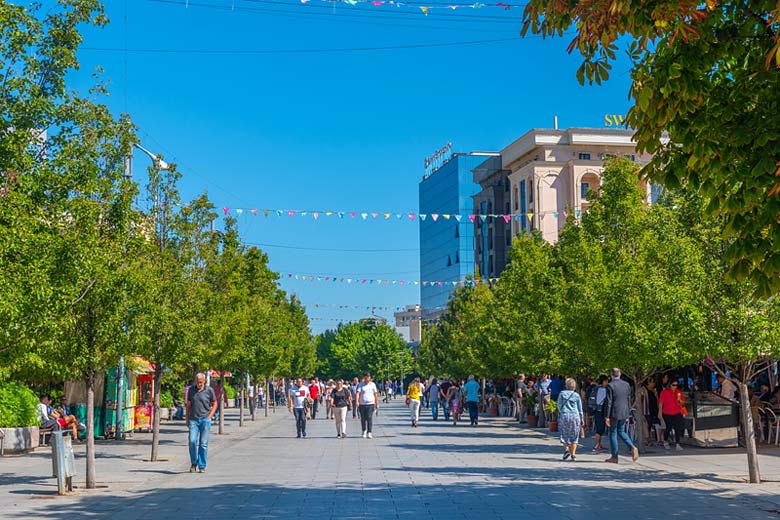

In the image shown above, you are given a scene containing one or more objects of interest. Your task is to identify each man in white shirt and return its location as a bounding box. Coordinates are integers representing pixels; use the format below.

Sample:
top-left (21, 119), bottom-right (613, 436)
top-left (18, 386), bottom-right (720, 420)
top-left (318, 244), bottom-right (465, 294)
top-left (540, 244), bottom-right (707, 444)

top-left (716, 374), bottom-right (737, 401)
top-left (288, 378), bottom-right (310, 438)
top-left (357, 373), bottom-right (379, 439)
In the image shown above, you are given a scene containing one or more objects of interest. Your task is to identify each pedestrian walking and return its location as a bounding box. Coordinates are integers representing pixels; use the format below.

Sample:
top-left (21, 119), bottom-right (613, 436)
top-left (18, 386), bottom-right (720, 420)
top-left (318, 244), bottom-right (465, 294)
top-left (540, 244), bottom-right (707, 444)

top-left (357, 373), bottom-right (379, 438)
top-left (463, 375), bottom-right (480, 426)
top-left (406, 377), bottom-right (424, 427)
top-left (658, 380), bottom-right (687, 451)
top-left (447, 380), bottom-right (462, 425)
top-left (330, 379), bottom-right (352, 438)
top-left (325, 379), bottom-right (335, 420)
top-left (516, 374), bottom-right (529, 423)
top-left (309, 378), bottom-right (320, 419)
top-left (591, 375), bottom-right (609, 453)
top-left (289, 378), bottom-right (310, 438)
top-left (557, 378), bottom-right (584, 461)
top-left (185, 373), bottom-right (218, 473)
top-left (603, 368), bottom-right (639, 463)
top-left (349, 377), bottom-right (359, 419)
top-left (439, 377), bottom-right (452, 421)
top-left (428, 378), bottom-right (441, 421)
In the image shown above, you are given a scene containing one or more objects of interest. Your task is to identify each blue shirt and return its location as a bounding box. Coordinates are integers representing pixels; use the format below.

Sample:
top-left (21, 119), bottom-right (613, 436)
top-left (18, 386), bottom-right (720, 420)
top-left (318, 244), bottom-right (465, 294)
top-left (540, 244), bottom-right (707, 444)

top-left (539, 379), bottom-right (551, 395)
top-left (463, 380), bottom-right (480, 403)
top-left (549, 378), bottom-right (564, 397)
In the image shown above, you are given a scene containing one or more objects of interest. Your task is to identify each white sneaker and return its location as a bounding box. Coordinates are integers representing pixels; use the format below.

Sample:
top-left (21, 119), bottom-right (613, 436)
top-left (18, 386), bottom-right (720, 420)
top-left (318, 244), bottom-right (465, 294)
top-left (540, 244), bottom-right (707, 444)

top-left (362, 431), bottom-right (367, 438)
top-left (367, 432), bottom-right (373, 439)
top-left (663, 442), bottom-right (671, 450)
top-left (675, 444), bottom-right (684, 452)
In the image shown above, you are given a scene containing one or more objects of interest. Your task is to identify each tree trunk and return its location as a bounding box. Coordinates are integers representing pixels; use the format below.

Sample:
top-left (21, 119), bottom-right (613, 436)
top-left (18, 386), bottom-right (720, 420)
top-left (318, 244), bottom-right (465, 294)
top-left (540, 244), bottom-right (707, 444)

top-left (250, 379), bottom-right (256, 422)
top-left (738, 381), bottom-right (761, 483)
top-left (239, 386), bottom-right (245, 427)
top-left (633, 371), bottom-right (648, 453)
top-left (265, 377), bottom-right (269, 417)
top-left (218, 386), bottom-right (224, 435)
top-left (150, 365), bottom-right (163, 461)
top-left (85, 370), bottom-right (96, 489)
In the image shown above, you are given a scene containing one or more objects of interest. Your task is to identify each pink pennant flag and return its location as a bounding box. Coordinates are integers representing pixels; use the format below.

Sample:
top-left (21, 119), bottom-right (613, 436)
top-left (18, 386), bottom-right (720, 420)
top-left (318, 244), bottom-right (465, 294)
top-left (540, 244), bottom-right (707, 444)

top-left (564, 210), bottom-right (569, 218)
top-left (469, 214), bottom-right (476, 223)
top-left (325, 276), bottom-right (330, 281)
top-left (503, 215), bottom-right (511, 223)
top-left (313, 212), bottom-right (319, 219)
top-left (422, 281), bottom-right (428, 286)
top-left (222, 207), bottom-right (230, 215)
top-left (349, 212), bottom-right (356, 218)
top-left (431, 214), bottom-right (439, 221)
top-left (301, 0), bottom-right (310, 3)
top-left (400, 280), bottom-right (405, 286)
top-left (251, 209), bottom-right (258, 215)
top-left (361, 279), bottom-right (367, 284)
top-left (448, 4), bottom-right (458, 8)
top-left (408, 213), bottom-right (416, 221)
top-left (372, 1), bottom-right (383, 4)
top-left (288, 210), bottom-right (295, 217)
top-left (371, 212), bottom-right (379, 219)
top-left (438, 281), bottom-right (444, 287)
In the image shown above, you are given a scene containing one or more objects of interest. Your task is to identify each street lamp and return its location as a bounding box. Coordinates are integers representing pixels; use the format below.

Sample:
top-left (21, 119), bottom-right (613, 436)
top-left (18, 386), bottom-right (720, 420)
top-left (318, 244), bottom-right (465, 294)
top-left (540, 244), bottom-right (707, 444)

top-left (116, 143), bottom-right (169, 440)
top-left (124, 143), bottom-right (170, 180)
top-left (535, 170), bottom-right (559, 233)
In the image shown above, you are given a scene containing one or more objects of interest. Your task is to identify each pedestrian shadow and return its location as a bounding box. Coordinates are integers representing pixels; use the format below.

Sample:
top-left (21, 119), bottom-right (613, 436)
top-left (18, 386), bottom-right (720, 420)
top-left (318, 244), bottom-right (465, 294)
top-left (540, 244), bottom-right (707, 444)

top-left (390, 442), bottom-right (560, 455)
top-left (8, 480), bottom-right (775, 519)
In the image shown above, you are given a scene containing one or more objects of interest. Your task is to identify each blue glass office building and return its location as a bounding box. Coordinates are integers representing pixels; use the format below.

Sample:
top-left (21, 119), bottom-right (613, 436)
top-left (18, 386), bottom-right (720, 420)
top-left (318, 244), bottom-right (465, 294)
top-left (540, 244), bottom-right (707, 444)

top-left (419, 153), bottom-right (496, 318)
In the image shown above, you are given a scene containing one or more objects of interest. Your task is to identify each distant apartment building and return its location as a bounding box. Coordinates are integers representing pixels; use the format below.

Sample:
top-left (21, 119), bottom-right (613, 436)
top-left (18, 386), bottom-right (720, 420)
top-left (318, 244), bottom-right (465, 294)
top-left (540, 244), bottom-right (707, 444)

top-left (419, 151), bottom-right (498, 319)
top-left (504, 127), bottom-right (652, 244)
top-left (472, 155), bottom-right (512, 280)
top-left (394, 305), bottom-right (422, 343)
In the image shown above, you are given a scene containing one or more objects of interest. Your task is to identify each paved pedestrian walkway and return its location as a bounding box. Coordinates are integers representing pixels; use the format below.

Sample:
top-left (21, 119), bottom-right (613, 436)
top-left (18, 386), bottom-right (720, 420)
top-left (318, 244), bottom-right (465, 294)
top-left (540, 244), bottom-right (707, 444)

top-left (3, 400), bottom-right (780, 519)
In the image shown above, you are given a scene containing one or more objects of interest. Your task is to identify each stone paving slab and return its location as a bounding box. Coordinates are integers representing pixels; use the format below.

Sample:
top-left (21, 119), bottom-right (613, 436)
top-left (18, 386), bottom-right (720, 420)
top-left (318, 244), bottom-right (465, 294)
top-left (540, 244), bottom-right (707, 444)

top-left (2, 400), bottom-right (780, 519)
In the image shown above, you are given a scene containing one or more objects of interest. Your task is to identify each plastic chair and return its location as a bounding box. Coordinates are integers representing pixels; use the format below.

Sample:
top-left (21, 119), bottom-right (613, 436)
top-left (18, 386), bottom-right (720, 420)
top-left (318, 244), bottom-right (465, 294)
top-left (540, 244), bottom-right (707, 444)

top-left (763, 407), bottom-right (780, 445)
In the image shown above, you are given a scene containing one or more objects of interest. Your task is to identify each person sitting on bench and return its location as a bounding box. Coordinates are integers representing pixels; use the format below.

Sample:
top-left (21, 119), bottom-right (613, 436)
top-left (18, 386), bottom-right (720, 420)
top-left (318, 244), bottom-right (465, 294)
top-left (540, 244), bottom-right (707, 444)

top-left (37, 395), bottom-right (61, 433)
top-left (53, 395), bottom-right (85, 439)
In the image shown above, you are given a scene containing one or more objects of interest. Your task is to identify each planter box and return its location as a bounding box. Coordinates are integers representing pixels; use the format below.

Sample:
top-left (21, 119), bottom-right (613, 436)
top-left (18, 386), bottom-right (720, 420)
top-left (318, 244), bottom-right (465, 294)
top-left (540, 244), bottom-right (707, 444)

top-left (1, 426), bottom-right (40, 453)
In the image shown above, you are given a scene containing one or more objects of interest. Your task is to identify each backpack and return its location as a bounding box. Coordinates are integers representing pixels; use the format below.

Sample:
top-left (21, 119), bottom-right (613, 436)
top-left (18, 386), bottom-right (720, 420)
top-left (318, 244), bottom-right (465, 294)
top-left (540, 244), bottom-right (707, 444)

top-left (586, 385), bottom-right (599, 413)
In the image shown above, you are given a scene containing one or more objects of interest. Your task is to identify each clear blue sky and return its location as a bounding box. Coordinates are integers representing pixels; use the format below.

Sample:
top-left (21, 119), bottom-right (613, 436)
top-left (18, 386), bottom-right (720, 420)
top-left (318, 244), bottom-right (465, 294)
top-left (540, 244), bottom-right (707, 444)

top-left (69, 0), bottom-right (634, 334)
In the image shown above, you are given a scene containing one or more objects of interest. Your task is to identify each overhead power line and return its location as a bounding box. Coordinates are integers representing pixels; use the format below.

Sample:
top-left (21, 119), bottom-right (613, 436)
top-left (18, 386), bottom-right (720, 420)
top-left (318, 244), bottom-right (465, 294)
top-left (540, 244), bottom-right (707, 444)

top-left (82, 36), bottom-right (521, 54)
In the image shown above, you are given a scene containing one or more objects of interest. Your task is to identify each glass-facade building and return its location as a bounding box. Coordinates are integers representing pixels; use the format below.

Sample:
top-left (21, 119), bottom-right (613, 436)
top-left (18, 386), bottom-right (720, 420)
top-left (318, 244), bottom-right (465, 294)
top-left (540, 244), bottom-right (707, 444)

top-left (419, 153), bottom-right (493, 319)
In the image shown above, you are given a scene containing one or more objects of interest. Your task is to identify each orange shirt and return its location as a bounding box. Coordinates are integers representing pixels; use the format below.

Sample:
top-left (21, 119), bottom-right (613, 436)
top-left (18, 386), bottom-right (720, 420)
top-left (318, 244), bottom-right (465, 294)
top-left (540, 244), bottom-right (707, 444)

top-left (658, 388), bottom-right (685, 415)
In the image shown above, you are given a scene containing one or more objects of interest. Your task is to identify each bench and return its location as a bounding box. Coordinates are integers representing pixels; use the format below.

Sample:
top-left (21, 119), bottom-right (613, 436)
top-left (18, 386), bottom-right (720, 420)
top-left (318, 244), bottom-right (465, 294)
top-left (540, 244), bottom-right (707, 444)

top-left (39, 427), bottom-right (54, 446)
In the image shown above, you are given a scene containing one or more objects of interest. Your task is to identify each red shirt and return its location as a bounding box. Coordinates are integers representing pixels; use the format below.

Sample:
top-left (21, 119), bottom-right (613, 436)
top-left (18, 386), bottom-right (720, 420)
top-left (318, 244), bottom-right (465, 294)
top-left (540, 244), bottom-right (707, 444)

top-left (658, 388), bottom-right (685, 415)
top-left (309, 384), bottom-right (319, 399)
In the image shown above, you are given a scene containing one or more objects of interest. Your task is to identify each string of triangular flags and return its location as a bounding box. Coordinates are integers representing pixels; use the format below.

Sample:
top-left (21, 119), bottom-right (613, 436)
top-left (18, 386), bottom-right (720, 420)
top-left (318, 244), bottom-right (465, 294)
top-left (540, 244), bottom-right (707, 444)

top-left (286, 273), bottom-right (499, 286)
top-left (296, 0), bottom-right (522, 12)
top-left (222, 208), bottom-right (583, 222)
top-left (306, 303), bottom-right (448, 312)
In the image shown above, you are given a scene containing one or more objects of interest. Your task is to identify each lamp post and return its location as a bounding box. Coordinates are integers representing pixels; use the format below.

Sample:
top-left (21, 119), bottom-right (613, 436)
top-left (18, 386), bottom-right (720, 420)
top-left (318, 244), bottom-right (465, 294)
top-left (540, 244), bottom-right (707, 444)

top-left (535, 170), bottom-right (559, 234)
top-left (116, 144), bottom-right (169, 441)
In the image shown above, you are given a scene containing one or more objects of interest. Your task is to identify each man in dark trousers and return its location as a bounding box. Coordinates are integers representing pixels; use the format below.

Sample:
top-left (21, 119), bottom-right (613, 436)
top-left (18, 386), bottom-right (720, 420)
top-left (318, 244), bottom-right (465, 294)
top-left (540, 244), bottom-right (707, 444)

top-left (603, 368), bottom-right (639, 464)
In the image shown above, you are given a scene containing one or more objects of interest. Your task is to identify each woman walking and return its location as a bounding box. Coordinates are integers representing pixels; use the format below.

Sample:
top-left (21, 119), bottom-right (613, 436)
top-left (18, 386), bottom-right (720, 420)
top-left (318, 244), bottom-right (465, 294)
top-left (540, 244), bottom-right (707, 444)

top-left (330, 379), bottom-right (352, 438)
top-left (557, 378), bottom-right (584, 461)
top-left (407, 377), bottom-right (424, 427)
top-left (446, 380), bottom-right (462, 426)
top-left (658, 380), bottom-right (687, 451)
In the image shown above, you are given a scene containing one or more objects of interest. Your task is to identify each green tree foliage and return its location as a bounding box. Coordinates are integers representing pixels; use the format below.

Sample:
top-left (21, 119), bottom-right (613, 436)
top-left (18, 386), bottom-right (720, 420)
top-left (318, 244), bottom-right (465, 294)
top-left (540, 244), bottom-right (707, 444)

top-left (521, 0), bottom-right (780, 295)
top-left (0, 382), bottom-right (39, 428)
top-left (315, 322), bottom-right (412, 381)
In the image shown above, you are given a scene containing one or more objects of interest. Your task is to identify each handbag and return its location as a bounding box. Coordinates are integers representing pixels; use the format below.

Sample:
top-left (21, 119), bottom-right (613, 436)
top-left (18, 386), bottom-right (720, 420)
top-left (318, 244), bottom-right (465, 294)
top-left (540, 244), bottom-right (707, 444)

top-left (405, 397), bottom-right (411, 406)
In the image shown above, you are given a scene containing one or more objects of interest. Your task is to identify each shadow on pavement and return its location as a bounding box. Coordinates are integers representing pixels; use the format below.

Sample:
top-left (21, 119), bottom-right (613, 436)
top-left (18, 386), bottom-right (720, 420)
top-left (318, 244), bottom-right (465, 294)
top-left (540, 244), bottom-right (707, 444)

top-left (8, 480), bottom-right (775, 520)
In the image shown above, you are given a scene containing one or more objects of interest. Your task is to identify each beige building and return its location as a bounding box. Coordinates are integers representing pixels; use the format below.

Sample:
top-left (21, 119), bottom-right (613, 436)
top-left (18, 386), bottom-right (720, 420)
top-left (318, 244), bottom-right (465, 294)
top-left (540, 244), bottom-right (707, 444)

top-left (394, 305), bottom-right (422, 343)
top-left (502, 128), bottom-right (652, 243)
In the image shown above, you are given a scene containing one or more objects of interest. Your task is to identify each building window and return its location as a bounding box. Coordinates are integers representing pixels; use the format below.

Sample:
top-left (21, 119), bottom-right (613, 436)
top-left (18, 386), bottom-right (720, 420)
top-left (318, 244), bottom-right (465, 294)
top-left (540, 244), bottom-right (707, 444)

top-left (488, 256), bottom-right (494, 276)
top-left (504, 177), bottom-right (510, 192)
top-left (506, 230), bottom-right (512, 246)
top-left (455, 224), bottom-right (460, 238)
top-left (488, 232), bottom-right (494, 250)
top-left (487, 202), bottom-right (493, 215)
top-left (578, 152), bottom-right (591, 160)
top-left (447, 255), bottom-right (452, 267)
top-left (505, 202), bottom-right (510, 214)
top-left (528, 178), bottom-right (534, 203)
top-left (455, 251), bottom-right (460, 264)
top-left (581, 182), bottom-right (590, 200)
top-left (513, 186), bottom-right (519, 211)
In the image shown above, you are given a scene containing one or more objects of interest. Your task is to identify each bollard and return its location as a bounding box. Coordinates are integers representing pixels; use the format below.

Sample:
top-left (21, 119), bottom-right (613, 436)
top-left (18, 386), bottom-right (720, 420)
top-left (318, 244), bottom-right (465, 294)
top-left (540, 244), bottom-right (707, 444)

top-left (51, 431), bottom-right (76, 495)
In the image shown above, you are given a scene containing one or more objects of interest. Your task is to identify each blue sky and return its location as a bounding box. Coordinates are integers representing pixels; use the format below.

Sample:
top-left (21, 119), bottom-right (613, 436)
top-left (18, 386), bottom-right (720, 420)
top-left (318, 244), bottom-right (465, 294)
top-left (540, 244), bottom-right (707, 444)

top-left (69, 0), bottom-right (634, 334)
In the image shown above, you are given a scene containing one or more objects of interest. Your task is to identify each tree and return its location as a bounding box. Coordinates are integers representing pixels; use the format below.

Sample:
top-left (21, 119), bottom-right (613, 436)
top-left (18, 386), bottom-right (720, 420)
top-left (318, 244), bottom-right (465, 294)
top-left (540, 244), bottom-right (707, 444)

top-left (316, 322), bottom-right (411, 381)
top-left (521, 0), bottom-right (780, 295)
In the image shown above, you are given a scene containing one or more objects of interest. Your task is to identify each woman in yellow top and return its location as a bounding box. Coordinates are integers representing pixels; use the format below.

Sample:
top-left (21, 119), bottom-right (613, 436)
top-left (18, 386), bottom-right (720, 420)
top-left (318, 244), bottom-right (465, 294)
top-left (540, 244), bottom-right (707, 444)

top-left (407, 377), bottom-right (424, 428)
